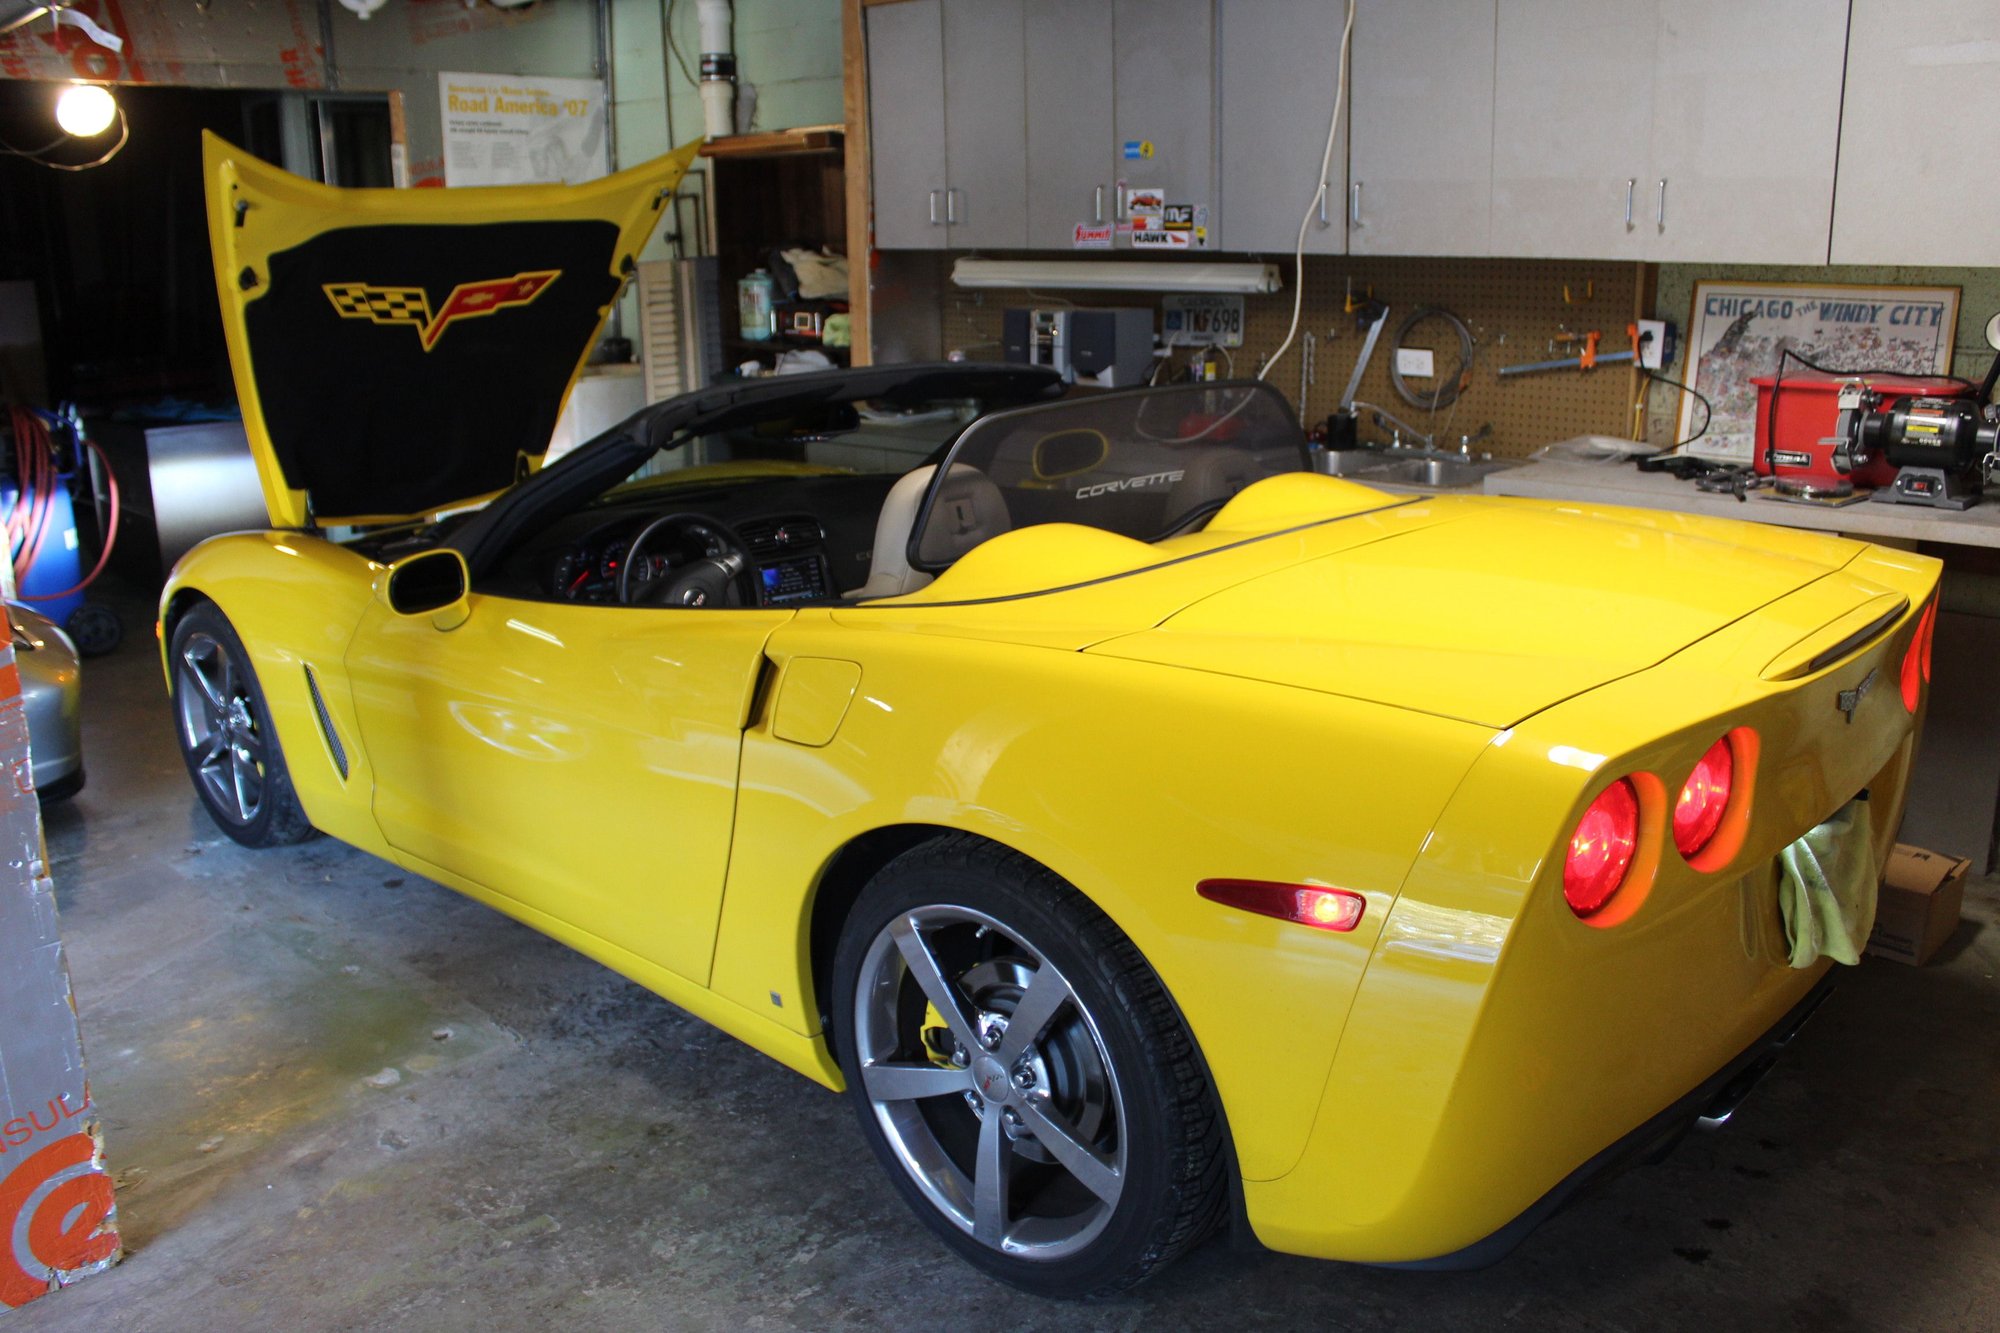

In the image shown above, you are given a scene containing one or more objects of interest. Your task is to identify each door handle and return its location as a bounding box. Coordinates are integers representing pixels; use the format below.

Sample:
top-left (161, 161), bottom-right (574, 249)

top-left (1318, 187), bottom-right (1329, 227)
top-left (1350, 181), bottom-right (1361, 225)
top-left (946, 187), bottom-right (961, 225)
top-left (1094, 184), bottom-right (1104, 224)
top-left (928, 189), bottom-right (942, 225)
top-left (1656, 178), bottom-right (1667, 230)
top-left (1624, 178), bottom-right (1635, 230)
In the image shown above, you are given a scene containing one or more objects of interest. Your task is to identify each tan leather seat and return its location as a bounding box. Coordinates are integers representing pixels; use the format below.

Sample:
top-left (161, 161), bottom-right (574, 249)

top-left (847, 464), bottom-right (1011, 601)
top-left (1169, 446), bottom-right (1264, 522)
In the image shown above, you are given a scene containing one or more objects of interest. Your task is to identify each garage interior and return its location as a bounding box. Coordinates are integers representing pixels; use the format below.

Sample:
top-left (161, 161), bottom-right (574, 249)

top-left (2, 1), bottom-right (1998, 1327)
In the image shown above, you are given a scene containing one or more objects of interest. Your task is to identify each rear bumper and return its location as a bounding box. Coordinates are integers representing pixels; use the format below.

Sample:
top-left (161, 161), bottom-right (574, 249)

top-left (1379, 971), bottom-right (1837, 1270)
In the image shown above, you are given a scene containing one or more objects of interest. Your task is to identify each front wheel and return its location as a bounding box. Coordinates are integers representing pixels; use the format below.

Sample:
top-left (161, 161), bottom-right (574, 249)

top-left (832, 835), bottom-right (1227, 1298)
top-left (168, 603), bottom-right (315, 847)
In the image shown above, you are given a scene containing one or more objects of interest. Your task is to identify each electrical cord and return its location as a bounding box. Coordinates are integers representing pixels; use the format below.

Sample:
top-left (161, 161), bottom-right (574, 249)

top-left (0, 106), bottom-right (127, 172)
top-left (662, 0), bottom-right (699, 89)
top-left (1258, 0), bottom-right (1353, 385)
top-left (1388, 306), bottom-right (1474, 412)
top-left (1639, 365), bottom-right (1712, 454)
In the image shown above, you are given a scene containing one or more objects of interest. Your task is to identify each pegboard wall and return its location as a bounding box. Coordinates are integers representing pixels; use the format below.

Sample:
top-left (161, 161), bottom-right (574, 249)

top-left (902, 253), bottom-right (1649, 459)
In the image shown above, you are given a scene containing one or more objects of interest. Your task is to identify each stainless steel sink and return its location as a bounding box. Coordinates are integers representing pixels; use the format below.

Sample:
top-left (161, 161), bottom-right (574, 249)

top-left (1316, 449), bottom-right (1513, 489)
top-left (1367, 456), bottom-right (1512, 488)
top-left (1320, 450), bottom-right (1385, 477)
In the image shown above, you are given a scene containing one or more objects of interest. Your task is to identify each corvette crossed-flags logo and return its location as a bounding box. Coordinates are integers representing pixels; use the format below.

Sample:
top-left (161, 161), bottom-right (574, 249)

top-left (322, 270), bottom-right (561, 351)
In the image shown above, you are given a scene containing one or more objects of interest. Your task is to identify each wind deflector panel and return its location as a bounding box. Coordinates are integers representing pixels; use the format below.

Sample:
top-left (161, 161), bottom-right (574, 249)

top-left (244, 220), bottom-right (621, 521)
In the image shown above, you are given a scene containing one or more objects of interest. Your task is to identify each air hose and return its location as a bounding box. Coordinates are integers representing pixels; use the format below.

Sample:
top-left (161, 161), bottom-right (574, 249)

top-left (1388, 306), bottom-right (1475, 412)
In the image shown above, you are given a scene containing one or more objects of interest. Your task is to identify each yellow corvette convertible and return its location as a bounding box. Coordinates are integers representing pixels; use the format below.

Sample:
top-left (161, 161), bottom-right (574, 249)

top-left (164, 136), bottom-right (1941, 1297)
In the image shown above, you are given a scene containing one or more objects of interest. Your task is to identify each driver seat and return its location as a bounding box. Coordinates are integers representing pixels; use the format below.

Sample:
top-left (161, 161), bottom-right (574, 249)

top-left (846, 464), bottom-right (1010, 601)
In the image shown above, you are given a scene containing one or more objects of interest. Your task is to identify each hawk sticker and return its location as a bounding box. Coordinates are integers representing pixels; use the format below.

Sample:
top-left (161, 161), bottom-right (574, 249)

top-left (322, 270), bottom-right (561, 351)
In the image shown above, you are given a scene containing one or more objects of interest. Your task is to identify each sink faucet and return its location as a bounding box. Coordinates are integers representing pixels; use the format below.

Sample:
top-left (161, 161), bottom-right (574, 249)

top-left (1354, 401), bottom-right (1433, 450)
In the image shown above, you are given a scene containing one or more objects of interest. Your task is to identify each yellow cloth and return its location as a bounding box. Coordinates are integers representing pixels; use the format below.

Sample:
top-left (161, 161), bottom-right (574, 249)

top-left (1778, 798), bottom-right (1878, 968)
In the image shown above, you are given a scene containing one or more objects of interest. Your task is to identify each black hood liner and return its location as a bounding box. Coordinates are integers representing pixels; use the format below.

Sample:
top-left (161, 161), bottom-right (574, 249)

top-left (244, 219), bottom-right (622, 520)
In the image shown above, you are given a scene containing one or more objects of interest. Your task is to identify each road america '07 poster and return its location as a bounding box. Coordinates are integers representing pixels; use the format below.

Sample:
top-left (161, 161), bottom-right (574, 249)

top-left (439, 72), bottom-right (609, 187)
top-left (1680, 281), bottom-right (1959, 463)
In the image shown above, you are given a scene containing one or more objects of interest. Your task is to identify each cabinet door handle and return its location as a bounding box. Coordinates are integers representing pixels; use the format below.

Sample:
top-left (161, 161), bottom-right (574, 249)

top-left (928, 189), bottom-right (942, 226)
top-left (1094, 184), bottom-right (1104, 224)
top-left (1624, 179), bottom-right (1635, 230)
top-left (1350, 181), bottom-right (1362, 225)
top-left (946, 187), bottom-right (961, 225)
top-left (1656, 178), bottom-right (1667, 230)
top-left (1318, 187), bottom-right (1329, 227)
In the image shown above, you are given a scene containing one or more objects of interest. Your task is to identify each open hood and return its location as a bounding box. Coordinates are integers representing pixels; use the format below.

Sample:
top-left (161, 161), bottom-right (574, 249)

top-left (203, 131), bottom-right (699, 528)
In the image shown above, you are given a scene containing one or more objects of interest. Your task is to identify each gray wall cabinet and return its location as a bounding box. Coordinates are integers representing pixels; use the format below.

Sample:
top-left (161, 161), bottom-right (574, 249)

top-left (867, 0), bottom-right (1028, 250)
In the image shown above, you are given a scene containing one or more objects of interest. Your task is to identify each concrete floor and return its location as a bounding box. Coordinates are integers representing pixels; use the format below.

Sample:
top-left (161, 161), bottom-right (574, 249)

top-left (10, 578), bottom-right (2000, 1331)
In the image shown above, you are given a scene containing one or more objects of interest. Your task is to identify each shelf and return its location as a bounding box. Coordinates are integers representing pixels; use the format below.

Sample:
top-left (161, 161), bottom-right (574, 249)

top-left (724, 335), bottom-right (851, 364)
top-left (699, 125), bottom-right (845, 159)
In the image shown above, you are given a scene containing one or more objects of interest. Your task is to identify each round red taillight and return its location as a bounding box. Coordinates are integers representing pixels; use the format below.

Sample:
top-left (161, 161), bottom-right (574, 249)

top-left (1564, 779), bottom-right (1639, 917)
top-left (1673, 737), bottom-right (1733, 859)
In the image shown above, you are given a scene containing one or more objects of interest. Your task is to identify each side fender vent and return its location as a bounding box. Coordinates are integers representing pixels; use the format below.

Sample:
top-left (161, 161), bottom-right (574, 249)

top-left (302, 664), bottom-right (349, 781)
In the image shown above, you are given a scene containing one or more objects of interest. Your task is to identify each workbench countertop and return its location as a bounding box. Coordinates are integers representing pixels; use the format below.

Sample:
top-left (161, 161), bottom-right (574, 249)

top-left (1482, 457), bottom-right (2000, 550)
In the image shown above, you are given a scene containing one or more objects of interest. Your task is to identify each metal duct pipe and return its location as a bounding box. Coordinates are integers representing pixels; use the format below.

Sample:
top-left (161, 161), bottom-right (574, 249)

top-left (696, 0), bottom-right (735, 138)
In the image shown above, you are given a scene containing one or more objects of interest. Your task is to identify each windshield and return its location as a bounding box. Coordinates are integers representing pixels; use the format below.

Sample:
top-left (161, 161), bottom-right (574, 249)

top-left (909, 381), bottom-right (1309, 570)
top-left (612, 398), bottom-right (981, 491)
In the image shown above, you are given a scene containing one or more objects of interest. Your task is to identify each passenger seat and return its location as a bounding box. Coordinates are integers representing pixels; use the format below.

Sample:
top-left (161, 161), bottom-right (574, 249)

top-left (847, 464), bottom-right (1011, 600)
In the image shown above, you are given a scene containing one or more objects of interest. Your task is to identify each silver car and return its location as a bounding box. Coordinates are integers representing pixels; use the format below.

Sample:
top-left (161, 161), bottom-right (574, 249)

top-left (10, 603), bottom-right (82, 802)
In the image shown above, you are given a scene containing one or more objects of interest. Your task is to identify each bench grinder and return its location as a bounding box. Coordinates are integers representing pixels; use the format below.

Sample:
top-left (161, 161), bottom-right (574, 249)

top-left (1835, 313), bottom-right (2000, 510)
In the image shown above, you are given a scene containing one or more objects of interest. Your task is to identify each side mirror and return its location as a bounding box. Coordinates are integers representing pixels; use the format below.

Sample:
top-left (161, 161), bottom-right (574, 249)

top-left (381, 548), bottom-right (470, 628)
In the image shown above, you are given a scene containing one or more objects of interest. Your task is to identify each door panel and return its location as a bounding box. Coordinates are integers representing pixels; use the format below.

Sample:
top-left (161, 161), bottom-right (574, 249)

top-left (1347, 0), bottom-right (1494, 256)
top-left (1113, 0), bottom-right (1215, 244)
top-left (1648, 0), bottom-right (1845, 263)
top-left (1218, 0), bottom-right (1350, 255)
top-left (1490, 1), bottom-right (1653, 260)
top-left (346, 594), bottom-right (791, 984)
top-left (1834, 0), bottom-right (2000, 265)
top-left (1025, 0), bottom-right (1115, 247)
top-left (942, 0), bottom-right (1028, 248)
top-left (867, 0), bottom-right (949, 250)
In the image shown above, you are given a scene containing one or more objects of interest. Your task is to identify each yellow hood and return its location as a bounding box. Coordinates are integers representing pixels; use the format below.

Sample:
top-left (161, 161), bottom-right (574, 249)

top-left (203, 131), bottom-right (699, 529)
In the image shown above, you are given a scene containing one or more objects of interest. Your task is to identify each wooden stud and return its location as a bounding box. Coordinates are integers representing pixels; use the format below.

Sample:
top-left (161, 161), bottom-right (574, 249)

top-left (842, 0), bottom-right (874, 365)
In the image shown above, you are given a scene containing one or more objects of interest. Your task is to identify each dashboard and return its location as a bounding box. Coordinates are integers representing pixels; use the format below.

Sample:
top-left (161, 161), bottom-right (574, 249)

top-left (496, 472), bottom-right (896, 609)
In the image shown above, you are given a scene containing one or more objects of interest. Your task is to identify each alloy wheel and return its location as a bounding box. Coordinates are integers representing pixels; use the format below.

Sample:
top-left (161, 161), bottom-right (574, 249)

top-left (175, 630), bottom-right (267, 826)
top-left (852, 904), bottom-right (1127, 1260)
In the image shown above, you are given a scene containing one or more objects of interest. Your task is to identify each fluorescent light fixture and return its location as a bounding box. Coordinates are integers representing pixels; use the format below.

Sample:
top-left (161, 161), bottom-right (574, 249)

top-left (952, 257), bottom-right (1281, 296)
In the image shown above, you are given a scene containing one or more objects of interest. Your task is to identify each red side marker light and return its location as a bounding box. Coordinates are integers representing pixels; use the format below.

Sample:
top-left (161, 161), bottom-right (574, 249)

top-left (1197, 879), bottom-right (1366, 932)
top-left (1563, 778), bottom-right (1639, 918)
top-left (1673, 737), bottom-right (1734, 859)
top-left (1900, 601), bottom-right (1934, 712)
top-left (1919, 598), bottom-right (1936, 683)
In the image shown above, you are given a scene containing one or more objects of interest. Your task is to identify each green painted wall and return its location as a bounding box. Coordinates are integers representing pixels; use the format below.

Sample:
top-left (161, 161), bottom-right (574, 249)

top-left (609, 0), bottom-right (845, 263)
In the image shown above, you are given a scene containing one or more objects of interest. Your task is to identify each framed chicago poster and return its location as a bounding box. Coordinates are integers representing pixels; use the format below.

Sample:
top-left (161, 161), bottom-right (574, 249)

top-left (1679, 281), bottom-right (1960, 463)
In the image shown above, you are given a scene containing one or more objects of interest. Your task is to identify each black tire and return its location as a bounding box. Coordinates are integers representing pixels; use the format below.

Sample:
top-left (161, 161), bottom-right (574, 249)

top-left (64, 602), bottom-right (121, 657)
top-left (831, 834), bottom-right (1227, 1298)
top-left (167, 602), bottom-right (315, 847)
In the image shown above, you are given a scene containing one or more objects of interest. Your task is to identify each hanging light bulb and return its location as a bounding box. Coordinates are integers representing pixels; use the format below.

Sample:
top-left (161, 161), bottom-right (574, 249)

top-left (55, 84), bottom-right (117, 138)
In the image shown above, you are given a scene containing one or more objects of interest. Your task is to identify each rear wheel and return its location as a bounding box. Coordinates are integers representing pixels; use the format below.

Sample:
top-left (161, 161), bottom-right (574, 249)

top-left (168, 603), bottom-right (314, 847)
top-left (832, 835), bottom-right (1226, 1298)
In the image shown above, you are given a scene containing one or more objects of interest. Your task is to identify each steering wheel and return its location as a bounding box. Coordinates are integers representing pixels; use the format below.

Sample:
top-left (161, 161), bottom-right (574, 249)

top-left (617, 512), bottom-right (761, 608)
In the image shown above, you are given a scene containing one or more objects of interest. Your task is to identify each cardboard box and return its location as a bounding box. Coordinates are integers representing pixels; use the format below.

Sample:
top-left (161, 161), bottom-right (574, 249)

top-left (1867, 844), bottom-right (1970, 965)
